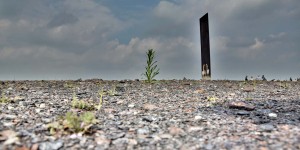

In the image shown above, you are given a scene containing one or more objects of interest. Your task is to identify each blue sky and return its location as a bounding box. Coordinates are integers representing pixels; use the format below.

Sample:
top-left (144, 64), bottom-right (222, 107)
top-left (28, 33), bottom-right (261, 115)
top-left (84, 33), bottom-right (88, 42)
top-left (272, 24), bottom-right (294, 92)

top-left (0, 0), bottom-right (299, 80)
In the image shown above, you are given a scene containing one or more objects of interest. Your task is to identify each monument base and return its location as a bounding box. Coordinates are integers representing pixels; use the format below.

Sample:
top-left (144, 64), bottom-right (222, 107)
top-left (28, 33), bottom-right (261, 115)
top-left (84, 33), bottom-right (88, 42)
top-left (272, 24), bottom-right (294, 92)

top-left (202, 76), bottom-right (211, 80)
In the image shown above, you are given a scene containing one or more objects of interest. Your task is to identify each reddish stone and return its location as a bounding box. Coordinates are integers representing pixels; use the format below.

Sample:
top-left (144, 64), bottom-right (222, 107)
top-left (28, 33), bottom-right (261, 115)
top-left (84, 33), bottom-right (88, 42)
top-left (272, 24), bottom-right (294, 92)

top-left (228, 101), bottom-right (255, 111)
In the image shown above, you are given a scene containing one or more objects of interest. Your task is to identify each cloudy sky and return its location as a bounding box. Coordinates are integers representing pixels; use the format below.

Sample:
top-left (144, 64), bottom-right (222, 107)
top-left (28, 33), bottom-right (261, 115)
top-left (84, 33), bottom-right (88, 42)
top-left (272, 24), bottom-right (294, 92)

top-left (0, 0), bottom-right (299, 80)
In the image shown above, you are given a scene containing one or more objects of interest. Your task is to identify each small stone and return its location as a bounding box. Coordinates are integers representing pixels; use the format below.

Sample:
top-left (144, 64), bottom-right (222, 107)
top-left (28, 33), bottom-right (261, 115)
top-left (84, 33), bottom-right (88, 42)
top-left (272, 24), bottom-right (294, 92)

top-left (31, 143), bottom-right (39, 150)
top-left (205, 144), bottom-right (214, 150)
top-left (128, 104), bottom-right (135, 108)
top-left (112, 138), bottom-right (128, 145)
top-left (259, 124), bottom-right (275, 132)
top-left (35, 109), bottom-right (41, 113)
top-left (42, 118), bottom-right (52, 123)
top-left (143, 104), bottom-right (157, 110)
top-left (128, 139), bottom-right (138, 145)
top-left (137, 128), bottom-right (150, 135)
top-left (257, 109), bottom-right (272, 114)
top-left (131, 110), bottom-right (140, 115)
top-left (87, 145), bottom-right (94, 149)
top-left (194, 115), bottom-right (203, 121)
top-left (4, 114), bottom-right (17, 120)
top-left (168, 127), bottom-right (184, 136)
top-left (152, 135), bottom-right (161, 141)
top-left (159, 134), bottom-right (172, 139)
top-left (39, 140), bottom-right (64, 150)
top-left (183, 82), bottom-right (192, 85)
top-left (17, 130), bottom-right (31, 137)
top-left (118, 81), bottom-right (126, 84)
top-left (236, 110), bottom-right (250, 115)
top-left (3, 122), bottom-right (14, 127)
top-left (243, 86), bottom-right (254, 92)
top-left (268, 113), bottom-right (277, 119)
top-left (229, 93), bottom-right (236, 96)
top-left (104, 108), bottom-right (116, 113)
top-left (108, 114), bottom-right (114, 119)
top-left (12, 96), bottom-right (24, 102)
top-left (39, 103), bottom-right (46, 109)
top-left (116, 100), bottom-right (124, 104)
top-left (108, 132), bottom-right (125, 140)
top-left (7, 106), bottom-right (14, 110)
top-left (253, 118), bottom-right (270, 124)
top-left (194, 89), bottom-right (205, 94)
top-left (0, 130), bottom-right (19, 145)
top-left (19, 101), bottom-right (26, 106)
top-left (187, 126), bottom-right (202, 132)
top-left (31, 136), bottom-right (41, 143)
top-left (79, 137), bottom-right (87, 146)
top-left (69, 134), bottom-right (79, 139)
top-left (161, 88), bottom-right (169, 92)
top-left (116, 86), bottom-right (126, 92)
top-left (114, 93), bottom-right (122, 96)
top-left (95, 136), bottom-right (111, 146)
top-left (142, 116), bottom-right (157, 122)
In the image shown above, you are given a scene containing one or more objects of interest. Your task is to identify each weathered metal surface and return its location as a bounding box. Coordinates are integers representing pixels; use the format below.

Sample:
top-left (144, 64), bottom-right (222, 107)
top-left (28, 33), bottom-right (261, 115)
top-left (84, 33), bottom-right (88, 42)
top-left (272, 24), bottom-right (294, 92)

top-left (200, 13), bottom-right (211, 80)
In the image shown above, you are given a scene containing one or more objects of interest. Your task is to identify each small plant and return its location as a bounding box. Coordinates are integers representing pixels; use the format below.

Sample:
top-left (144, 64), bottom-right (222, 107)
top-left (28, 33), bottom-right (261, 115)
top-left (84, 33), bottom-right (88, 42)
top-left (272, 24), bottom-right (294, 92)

top-left (47, 121), bottom-right (62, 135)
top-left (80, 111), bottom-right (97, 125)
top-left (71, 92), bottom-right (79, 107)
top-left (143, 49), bottom-right (159, 83)
top-left (71, 89), bottom-right (104, 111)
top-left (245, 97), bottom-right (253, 101)
top-left (47, 111), bottom-right (98, 134)
top-left (96, 88), bottom-right (104, 111)
top-left (207, 96), bottom-right (217, 101)
top-left (64, 82), bottom-right (75, 89)
top-left (0, 93), bottom-right (10, 103)
top-left (71, 92), bottom-right (94, 110)
top-left (279, 81), bottom-right (289, 89)
top-left (65, 112), bottom-right (82, 133)
top-left (107, 86), bottom-right (116, 96)
top-left (253, 80), bottom-right (257, 89)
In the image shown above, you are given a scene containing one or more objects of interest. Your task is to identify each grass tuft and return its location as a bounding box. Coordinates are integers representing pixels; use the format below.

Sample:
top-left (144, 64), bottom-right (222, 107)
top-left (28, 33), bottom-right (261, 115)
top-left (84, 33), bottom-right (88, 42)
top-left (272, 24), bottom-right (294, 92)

top-left (71, 93), bottom-right (94, 110)
top-left (96, 89), bottom-right (104, 111)
top-left (0, 93), bottom-right (10, 103)
top-left (47, 111), bottom-right (98, 134)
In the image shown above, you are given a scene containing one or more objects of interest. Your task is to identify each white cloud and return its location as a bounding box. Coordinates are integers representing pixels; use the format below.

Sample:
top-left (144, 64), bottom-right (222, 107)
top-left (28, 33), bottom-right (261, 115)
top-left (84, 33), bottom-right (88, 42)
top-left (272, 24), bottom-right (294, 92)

top-left (153, 0), bottom-right (274, 22)
top-left (45, 0), bottom-right (125, 45)
top-left (64, 0), bottom-right (101, 11)
top-left (154, 1), bottom-right (181, 19)
top-left (96, 36), bottom-right (196, 64)
top-left (250, 38), bottom-right (264, 50)
top-left (235, 38), bottom-right (265, 60)
top-left (269, 32), bottom-right (286, 39)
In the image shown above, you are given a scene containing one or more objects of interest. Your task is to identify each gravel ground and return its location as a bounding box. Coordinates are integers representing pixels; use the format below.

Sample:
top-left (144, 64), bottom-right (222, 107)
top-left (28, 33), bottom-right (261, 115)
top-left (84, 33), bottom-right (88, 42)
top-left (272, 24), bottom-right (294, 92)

top-left (0, 79), bottom-right (300, 150)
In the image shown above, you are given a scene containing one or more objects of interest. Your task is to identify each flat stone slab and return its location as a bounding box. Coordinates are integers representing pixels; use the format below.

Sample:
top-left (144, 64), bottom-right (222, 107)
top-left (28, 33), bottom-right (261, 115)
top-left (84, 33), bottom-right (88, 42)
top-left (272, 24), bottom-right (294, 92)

top-left (228, 101), bottom-right (255, 111)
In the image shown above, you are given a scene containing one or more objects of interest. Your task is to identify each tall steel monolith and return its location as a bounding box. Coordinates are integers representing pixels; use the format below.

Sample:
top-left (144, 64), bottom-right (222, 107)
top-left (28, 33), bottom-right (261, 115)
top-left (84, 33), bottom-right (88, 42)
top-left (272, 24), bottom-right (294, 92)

top-left (200, 13), bottom-right (211, 80)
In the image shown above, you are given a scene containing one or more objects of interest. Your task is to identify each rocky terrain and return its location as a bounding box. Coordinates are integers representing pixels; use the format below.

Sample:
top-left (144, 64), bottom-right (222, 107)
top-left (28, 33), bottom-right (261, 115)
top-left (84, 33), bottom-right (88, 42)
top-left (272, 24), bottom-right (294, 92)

top-left (0, 79), bottom-right (299, 150)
